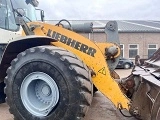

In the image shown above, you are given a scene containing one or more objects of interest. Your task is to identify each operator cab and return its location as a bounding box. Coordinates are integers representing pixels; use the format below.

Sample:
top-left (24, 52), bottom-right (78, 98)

top-left (11, 0), bottom-right (38, 22)
top-left (0, 0), bottom-right (17, 30)
top-left (0, 0), bottom-right (43, 59)
top-left (0, 0), bottom-right (43, 31)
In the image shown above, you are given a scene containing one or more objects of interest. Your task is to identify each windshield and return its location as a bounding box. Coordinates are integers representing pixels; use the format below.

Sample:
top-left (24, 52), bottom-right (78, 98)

top-left (11, 0), bottom-right (37, 21)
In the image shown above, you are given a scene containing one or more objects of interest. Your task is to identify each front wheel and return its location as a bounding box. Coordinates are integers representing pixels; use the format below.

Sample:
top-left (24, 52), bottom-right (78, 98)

top-left (5, 46), bottom-right (93, 120)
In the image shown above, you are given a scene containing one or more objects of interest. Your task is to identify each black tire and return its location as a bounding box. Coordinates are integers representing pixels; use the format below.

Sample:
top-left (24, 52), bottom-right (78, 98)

top-left (0, 82), bottom-right (6, 103)
top-left (4, 46), bottom-right (92, 120)
top-left (123, 63), bottom-right (131, 69)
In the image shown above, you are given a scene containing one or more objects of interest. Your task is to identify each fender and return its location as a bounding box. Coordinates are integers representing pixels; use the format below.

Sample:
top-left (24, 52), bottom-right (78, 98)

top-left (0, 35), bottom-right (57, 82)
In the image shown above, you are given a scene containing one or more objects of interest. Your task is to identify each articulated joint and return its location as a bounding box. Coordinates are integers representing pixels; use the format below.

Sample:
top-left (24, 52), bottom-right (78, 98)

top-left (105, 46), bottom-right (118, 60)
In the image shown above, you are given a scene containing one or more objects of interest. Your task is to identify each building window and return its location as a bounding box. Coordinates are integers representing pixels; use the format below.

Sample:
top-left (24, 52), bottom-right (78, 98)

top-left (129, 44), bottom-right (138, 58)
top-left (148, 44), bottom-right (157, 58)
top-left (120, 44), bottom-right (124, 57)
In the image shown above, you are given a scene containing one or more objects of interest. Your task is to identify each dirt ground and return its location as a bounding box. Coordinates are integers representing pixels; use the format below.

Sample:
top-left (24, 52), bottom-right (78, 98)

top-left (0, 69), bottom-right (137, 120)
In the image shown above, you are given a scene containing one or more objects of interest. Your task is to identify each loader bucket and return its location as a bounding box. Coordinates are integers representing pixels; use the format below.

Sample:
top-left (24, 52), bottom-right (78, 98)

top-left (129, 48), bottom-right (160, 120)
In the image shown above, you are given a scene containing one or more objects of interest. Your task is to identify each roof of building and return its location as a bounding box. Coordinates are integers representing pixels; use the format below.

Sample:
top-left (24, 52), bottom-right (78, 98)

top-left (45, 20), bottom-right (160, 33)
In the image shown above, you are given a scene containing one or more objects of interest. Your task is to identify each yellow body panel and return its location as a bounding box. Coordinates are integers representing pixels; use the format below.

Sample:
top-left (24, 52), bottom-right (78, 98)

top-left (30, 22), bottom-right (130, 109)
top-left (95, 43), bottom-right (121, 58)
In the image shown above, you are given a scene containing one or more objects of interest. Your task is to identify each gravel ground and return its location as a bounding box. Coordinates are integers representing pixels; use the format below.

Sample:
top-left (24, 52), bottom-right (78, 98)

top-left (0, 69), bottom-right (137, 120)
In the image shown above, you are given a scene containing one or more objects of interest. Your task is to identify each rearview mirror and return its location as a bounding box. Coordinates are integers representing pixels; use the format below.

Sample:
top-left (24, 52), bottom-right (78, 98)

top-left (40, 10), bottom-right (45, 22)
top-left (31, 0), bottom-right (39, 7)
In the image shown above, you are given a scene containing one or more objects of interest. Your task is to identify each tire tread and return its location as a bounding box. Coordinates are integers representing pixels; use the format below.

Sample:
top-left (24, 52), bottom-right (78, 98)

top-left (4, 46), bottom-right (92, 120)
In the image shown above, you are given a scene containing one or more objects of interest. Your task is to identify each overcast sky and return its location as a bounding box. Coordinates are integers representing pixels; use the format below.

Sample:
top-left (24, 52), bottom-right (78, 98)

top-left (38, 0), bottom-right (160, 20)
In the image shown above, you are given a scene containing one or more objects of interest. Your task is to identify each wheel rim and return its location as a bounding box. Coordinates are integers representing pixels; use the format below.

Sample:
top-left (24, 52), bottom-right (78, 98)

top-left (124, 64), bottom-right (130, 69)
top-left (20, 72), bottom-right (59, 117)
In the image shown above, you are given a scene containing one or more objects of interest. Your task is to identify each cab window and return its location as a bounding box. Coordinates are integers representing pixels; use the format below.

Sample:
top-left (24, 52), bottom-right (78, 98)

top-left (0, 0), bottom-right (18, 31)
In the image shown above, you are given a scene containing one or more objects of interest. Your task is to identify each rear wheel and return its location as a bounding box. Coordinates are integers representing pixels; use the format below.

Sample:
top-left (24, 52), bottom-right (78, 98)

top-left (5, 46), bottom-right (92, 120)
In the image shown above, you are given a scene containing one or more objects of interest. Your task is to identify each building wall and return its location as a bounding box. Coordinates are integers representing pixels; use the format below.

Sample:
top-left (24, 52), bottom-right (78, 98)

top-left (119, 33), bottom-right (160, 59)
top-left (80, 32), bottom-right (160, 59)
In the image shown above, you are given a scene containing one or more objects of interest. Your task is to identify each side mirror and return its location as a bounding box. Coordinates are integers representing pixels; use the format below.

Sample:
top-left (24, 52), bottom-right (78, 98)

top-left (36, 9), bottom-right (45, 22)
top-left (31, 0), bottom-right (39, 7)
top-left (40, 10), bottom-right (45, 22)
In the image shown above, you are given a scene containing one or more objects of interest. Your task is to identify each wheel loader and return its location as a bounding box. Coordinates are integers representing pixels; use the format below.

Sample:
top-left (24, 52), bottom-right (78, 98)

top-left (0, 0), bottom-right (160, 120)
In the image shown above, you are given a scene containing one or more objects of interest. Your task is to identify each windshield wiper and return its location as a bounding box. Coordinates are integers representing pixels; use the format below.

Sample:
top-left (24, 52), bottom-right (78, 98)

top-left (13, 8), bottom-right (32, 22)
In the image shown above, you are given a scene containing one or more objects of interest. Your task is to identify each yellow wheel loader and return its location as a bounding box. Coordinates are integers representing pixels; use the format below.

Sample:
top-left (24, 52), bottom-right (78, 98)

top-left (0, 0), bottom-right (159, 120)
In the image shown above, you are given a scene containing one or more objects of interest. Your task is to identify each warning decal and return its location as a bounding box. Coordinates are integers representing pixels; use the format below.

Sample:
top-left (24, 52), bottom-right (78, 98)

top-left (98, 67), bottom-right (106, 75)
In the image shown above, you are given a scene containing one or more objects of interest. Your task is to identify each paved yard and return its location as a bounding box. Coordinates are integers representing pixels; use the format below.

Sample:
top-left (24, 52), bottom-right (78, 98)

top-left (0, 69), bottom-right (137, 120)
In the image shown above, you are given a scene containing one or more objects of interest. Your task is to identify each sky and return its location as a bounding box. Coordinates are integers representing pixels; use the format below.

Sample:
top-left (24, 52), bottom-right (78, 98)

top-left (38, 0), bottom-right (160, 20)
